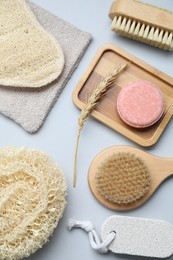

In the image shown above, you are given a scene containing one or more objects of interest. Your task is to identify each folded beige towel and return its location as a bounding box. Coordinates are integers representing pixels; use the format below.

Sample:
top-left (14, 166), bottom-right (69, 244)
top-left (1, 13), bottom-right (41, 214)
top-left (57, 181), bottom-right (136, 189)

top-left (0, 0), bottom-right (92, 132)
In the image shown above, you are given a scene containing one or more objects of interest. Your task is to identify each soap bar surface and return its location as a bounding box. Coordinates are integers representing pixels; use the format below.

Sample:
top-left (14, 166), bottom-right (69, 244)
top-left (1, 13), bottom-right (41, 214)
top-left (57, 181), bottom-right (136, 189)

top-left (101, 215), bottom-right (173, 258)
top-left (117, 80), bottom-right (164, 128)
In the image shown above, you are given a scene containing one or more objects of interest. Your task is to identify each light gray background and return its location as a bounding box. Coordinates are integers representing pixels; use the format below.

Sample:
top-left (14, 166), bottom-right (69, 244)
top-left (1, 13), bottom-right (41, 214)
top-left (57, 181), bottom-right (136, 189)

top-left (1, 0), bottom-right (173, 259)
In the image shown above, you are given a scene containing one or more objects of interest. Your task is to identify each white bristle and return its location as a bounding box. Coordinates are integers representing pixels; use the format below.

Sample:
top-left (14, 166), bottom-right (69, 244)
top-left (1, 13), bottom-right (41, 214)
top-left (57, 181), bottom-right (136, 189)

top-left (168, 32), bottom-right (173, 42)
top-left (168, 32), bottom-right (173, 48)
top-left (148, 27), bottom-right (155, 41)
top-left (125, 19), bottom-right (131, 32)
top-left (128, 20), bottom-right (136, 36)
top-left (110, 15), bottom-right (173, 51)
top-left (153, 28), bottom-right (160, 45)
top-left (162, 32), bottom-right (170, 50)
top-left (111, 16), bottom-right (117, 31)
top-left (120, 17), bottom-right (127, 30)
top-left (143, 25), bottom-right (150, 39)
top-left (162, 31), bottom-right (169, 43)
top-left (158, 30), bottom-right (164, 42)
top-left (139, 24), bottom-right (145, 37)
top-left (133, 22), bottom-right (141, 38)
top-left (139, 25), bottom-right (145, 38)
top-left (119, 18), bottom-right (128, 35)
top-left (170, 38), bottom-right (173, 51)
top-left (116, 16), bottom-right (122, 31)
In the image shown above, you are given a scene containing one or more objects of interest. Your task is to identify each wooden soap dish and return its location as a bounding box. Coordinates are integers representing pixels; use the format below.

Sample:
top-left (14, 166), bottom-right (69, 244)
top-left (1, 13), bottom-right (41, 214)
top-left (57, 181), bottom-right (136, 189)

top-left (72, 44), bottom-right (173, 147)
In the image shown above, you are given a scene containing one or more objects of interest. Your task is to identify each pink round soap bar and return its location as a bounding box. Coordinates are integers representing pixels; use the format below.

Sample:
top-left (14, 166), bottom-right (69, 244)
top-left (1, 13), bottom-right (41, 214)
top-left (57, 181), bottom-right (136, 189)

top-left (117, 80), bottom-right (164, 128)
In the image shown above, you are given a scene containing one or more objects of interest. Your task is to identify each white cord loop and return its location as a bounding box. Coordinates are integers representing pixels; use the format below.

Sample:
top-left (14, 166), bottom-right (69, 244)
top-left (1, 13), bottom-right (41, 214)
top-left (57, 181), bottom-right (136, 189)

top-left (67, 218), bottom-right (116, 254)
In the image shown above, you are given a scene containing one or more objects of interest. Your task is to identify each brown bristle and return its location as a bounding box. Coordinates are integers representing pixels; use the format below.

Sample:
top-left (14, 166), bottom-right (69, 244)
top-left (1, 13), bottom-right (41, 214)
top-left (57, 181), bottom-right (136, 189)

top-left (95, 152), bottom-right (151, 205)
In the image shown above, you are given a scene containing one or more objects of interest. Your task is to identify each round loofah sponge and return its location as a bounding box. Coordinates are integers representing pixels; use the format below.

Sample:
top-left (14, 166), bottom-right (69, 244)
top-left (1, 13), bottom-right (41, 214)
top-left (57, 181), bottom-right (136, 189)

top-left (0, 146), bottom-right (67, 260)
top-left (95, 152), bottom-right (151, 205)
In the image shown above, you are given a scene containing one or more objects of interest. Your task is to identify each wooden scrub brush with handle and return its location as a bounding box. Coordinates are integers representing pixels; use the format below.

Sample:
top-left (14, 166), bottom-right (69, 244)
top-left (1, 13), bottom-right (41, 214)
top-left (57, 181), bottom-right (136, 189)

top-left (88, 146), bottom-right (173, 211)
top-left (109, 0), bottom-right (173, 51)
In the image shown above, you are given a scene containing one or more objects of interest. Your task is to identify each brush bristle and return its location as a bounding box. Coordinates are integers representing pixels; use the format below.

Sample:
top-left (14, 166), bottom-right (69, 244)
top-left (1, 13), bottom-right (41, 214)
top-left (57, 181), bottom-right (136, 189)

top-left (111, 15), bottom-right (173, 51)
top-left (95, 152), bottom-right (151, 205)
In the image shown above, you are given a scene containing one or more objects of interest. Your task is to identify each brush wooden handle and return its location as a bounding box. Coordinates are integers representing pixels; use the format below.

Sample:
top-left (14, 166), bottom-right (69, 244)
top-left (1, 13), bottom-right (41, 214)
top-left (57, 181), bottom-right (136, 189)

top-left (109, 0), bottom-right (173, 32)
top-left (88, 146), bottom-right (173, 211)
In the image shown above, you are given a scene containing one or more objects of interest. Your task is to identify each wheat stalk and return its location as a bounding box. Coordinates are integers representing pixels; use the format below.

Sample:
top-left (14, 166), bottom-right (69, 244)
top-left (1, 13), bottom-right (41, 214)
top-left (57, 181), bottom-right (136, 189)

top-left (73, 63), bottom-right (128, 187)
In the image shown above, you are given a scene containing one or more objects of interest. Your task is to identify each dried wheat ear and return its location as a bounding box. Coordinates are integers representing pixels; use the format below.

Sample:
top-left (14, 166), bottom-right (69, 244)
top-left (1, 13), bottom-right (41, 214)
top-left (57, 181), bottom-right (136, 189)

top-left (73, 63), bottom-right (128, 187)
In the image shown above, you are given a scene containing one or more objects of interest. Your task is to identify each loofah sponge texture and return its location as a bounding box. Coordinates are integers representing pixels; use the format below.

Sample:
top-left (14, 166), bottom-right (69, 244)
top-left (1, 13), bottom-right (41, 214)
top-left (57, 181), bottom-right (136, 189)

top-left (0, 146), bottom-right (67, 260)
top-left (0, 0), bottom-right (64, 88)
top-left (95, 152), bottom-right (151, 204)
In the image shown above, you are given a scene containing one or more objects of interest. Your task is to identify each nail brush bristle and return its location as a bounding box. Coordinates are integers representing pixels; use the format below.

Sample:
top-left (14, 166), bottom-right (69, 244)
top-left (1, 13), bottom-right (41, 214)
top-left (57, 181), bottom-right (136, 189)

top-left (109, 0), bottom-right (173, 51)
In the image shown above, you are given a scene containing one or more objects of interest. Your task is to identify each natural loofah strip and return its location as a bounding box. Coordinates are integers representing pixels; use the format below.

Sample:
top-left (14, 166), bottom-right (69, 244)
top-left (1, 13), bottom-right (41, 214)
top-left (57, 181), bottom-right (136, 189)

top-left (0, 146), bottom-right (67, 260)
top-left (0, 0), bottom-right (64, 88)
